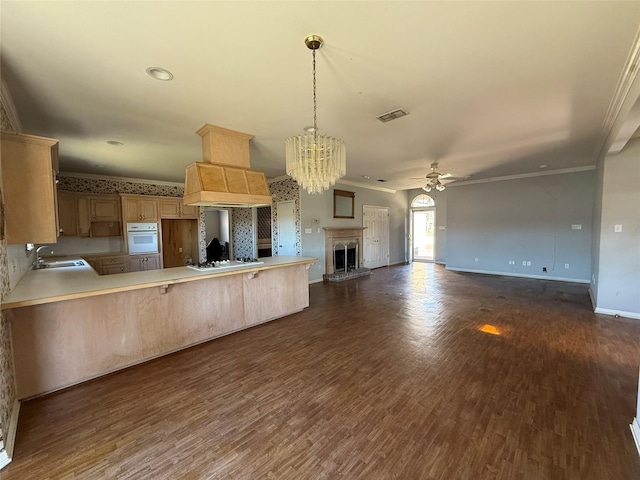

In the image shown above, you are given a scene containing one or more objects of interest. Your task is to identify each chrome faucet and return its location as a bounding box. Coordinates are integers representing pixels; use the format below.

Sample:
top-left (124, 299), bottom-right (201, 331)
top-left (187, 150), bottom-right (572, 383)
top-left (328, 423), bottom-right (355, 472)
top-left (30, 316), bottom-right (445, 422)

top-left (34, 245), bottom-right (54, 269)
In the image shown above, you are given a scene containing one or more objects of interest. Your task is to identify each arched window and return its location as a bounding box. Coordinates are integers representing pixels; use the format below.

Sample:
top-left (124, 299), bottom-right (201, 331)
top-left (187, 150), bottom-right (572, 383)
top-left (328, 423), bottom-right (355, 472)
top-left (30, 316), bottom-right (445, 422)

top-left (411, 194), bottom-right (435, 208)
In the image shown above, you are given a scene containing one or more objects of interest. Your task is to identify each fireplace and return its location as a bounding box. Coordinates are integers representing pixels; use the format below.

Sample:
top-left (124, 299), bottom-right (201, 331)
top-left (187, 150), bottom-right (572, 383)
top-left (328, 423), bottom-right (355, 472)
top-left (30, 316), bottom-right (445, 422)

top-left (322, 227), bottom-right (367, 279)
top-left (333, 240), bottom-right (358, 273)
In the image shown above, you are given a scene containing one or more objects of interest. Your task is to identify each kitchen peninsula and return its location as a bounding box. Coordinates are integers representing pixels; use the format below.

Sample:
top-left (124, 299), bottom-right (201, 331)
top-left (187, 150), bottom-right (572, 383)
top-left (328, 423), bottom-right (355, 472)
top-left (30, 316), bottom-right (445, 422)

top-left (2, 256), bottom-right (316, 399)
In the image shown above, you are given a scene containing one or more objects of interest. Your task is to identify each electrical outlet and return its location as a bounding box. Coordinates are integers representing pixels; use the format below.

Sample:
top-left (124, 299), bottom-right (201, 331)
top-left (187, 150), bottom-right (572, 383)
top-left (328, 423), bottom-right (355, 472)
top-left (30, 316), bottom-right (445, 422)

top-left (614, 224), bottom-right (623, 233)
top-left (178, 247), bottom-right (183, 252)
top-left (10, 259), bottom-right (17, 273)
top-left (565, 264), bottom-right (569, 269)
top-left (526, 261), bottom-right (531, 266)
top-left (543, 267), bottom-right (547, 272)
top-left (474, 257), bottom-right (479, 263)
top-left (522, 261), bottom-right (526, 266)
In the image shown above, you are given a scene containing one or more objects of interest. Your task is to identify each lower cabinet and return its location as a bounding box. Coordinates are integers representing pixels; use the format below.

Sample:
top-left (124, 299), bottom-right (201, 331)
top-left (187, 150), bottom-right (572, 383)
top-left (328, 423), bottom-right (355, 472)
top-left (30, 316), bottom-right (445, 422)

top-left (99, 255), bottom-right (128, 275)
top-left (129, 254), bottom-right (161, 272)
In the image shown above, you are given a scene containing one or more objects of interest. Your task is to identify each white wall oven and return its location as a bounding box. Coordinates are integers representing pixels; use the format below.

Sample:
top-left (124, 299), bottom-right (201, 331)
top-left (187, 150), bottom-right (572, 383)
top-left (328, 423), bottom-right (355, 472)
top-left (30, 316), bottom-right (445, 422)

top-left (127, 223), bottom-right (159, 254)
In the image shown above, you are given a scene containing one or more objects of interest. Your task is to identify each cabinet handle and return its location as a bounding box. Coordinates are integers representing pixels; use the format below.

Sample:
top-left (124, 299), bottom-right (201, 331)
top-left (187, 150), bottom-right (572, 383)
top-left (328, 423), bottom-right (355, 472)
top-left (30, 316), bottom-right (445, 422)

top-left (59, 228), bottom-right (64, 233)
top-left (92, 214), bottom-right (96, 219)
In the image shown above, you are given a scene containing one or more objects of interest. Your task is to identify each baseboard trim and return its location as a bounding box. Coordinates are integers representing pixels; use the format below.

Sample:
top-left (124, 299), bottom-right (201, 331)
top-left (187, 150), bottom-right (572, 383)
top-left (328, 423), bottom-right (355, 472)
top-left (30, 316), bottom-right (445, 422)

top-left (445, 267), bottom-right (590, 284)
top-left (0, 400), bottom-right (20, 470)
top-left (631, 418), bottom-right (640, 458)
top-left (594, 307), bottom-right (640, 320)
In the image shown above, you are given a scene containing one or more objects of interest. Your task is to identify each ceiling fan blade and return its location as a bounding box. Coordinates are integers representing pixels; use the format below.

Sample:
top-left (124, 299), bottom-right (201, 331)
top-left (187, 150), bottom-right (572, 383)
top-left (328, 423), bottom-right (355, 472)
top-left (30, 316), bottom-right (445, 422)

top-left (439, 172), bottom-right (453, 179)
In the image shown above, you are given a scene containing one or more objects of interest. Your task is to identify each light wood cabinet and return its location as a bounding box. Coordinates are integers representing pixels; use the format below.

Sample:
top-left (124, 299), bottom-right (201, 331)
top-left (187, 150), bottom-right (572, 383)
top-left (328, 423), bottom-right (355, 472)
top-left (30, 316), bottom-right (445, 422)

top-left (99, 255), bottom-right (128, 275)
top-left (158, 198), bottom-right (199, 219)
top-left (121, 195), bottom-right (158, 222)
top-left (1, 132), bottom-right (59, 244)
top-left (89, 196), bottom-right (120, 222)
top-left (57, 192), bottom-right (121, 237)
top-left (57, 191), bottom-right (78, 236)
top-left (76, 196), bottom-right (92, 236)
top-left (129, 254), bottom-right (161, 272)
top-left (82, 256), bottom-right (100, 272)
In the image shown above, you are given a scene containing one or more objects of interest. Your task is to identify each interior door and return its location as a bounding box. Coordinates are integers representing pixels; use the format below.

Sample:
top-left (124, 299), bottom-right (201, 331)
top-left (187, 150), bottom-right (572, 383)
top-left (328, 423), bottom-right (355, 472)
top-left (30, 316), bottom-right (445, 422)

top-left (276, 201), bottom-right (297, 256)
top-left (363, 206), bottom-right (389, 269)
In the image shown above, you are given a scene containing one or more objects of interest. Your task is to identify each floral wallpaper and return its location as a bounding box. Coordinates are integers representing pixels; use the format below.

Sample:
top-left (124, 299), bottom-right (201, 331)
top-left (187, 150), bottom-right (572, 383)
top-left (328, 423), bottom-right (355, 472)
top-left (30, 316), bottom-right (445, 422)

top-left (269, 178), bottom-right (301, 256)
top-left (257, 207), bottom-right (272, 239)
top-left (231, 208), bottom-right (254, 259)
top-left (0, 100), bottom-right (16, 448)
top-left (58, 176), bottom-right (184, 197)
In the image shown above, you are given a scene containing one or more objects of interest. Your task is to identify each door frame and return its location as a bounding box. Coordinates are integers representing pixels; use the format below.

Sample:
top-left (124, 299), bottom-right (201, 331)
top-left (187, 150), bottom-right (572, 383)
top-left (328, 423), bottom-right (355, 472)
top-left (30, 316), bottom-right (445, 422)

top-left (410, 206), bottom-right (436, 263)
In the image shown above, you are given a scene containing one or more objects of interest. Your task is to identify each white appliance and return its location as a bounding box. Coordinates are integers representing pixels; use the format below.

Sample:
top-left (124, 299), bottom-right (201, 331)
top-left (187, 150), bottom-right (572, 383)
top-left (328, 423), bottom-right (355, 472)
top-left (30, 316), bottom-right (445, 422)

top-left (127, 223), bottom-right (159, 254)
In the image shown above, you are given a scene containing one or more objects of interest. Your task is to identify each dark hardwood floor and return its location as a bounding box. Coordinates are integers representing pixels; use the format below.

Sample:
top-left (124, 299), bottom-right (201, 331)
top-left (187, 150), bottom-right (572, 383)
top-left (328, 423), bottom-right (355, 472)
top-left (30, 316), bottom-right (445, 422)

top-left (3, 264), bottom-right (640, 479)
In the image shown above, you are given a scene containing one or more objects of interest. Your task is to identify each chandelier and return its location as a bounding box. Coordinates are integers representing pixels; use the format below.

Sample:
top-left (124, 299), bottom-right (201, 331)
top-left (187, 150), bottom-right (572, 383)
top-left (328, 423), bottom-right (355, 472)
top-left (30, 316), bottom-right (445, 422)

top-left (422, 163), bottom-right (446, 192)
top-left (286, 35), bottom-right (346, 194)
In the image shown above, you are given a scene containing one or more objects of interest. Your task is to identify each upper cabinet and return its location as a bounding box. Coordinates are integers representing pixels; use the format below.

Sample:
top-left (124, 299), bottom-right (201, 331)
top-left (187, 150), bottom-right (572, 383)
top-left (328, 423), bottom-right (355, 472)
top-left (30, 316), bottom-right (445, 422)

top-left (90, 196), bottom-right (120, 222)
top-left (121, 195), bottom-right (158, 222)
top-left (58, 192), bottom-right (121, 237)
top-left (158, 198), bottom-right (199, 219)
top-left (1, 132), bottom-right (59, 244)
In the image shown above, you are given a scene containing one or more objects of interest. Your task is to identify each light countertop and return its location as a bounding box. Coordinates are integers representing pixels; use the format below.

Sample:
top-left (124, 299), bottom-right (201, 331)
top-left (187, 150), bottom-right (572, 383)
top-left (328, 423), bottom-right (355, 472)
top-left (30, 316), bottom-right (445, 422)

top-left (2, 256), bottom-right (317, 310)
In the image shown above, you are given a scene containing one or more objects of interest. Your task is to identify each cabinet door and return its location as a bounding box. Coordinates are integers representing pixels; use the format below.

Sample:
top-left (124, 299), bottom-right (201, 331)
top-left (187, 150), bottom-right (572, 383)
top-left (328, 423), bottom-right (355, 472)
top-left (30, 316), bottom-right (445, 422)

top-left (158, 199), bottom-right (181, 219)
top-left (1, 133), bottom-right (59, 244)
top-left (102, 264), bottom-right (126, 275)
top-left (82, 256), bottom-right (100, 273)
top-left (122, 198), bottom-right (141, 222)
top-left (76, 196), bottom-right (91, 237)
top-left (145, 254), bottom-right (161, 271)
top-left (129, 256), bottom-right (144, 272)
top-left (57, 191), bottom-right (77, 236)
top-left (91, 197), bottom-right (120, 221)
top-left (181, 203), bottom-right (199, 219)
top-left (139, 199), bottom-right (158, 221)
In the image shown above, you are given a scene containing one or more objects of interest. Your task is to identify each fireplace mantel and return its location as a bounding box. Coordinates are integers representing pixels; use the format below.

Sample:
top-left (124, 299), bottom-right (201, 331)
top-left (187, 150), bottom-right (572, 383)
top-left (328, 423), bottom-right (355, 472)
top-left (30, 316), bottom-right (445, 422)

top-left (323, 227), bottom-right (366, 275)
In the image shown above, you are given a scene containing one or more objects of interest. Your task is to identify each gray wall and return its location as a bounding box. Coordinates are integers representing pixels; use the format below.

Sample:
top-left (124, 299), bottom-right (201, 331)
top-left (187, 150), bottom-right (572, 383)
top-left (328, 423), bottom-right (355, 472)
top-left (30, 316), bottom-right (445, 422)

top-left (407, 188), bottom-right (448, 264)
top-left (301, 185), bottom-right (408, 282)
top-left (446, 170), bottom-right (595, 282)
top-left (594, 138), bottom-right (640, 316)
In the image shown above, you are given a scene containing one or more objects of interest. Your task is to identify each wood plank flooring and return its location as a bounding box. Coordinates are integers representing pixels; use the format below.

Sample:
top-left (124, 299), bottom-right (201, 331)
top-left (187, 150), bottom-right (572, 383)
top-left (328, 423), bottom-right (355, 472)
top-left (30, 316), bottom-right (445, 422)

top-left (3, 264), bottom-right (640, 479)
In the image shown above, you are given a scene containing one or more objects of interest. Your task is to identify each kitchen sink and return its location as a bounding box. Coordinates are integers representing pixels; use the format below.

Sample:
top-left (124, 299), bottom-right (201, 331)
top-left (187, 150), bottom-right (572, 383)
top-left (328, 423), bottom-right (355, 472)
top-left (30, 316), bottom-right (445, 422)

top-left (33, 260), bottom-right (86, 270)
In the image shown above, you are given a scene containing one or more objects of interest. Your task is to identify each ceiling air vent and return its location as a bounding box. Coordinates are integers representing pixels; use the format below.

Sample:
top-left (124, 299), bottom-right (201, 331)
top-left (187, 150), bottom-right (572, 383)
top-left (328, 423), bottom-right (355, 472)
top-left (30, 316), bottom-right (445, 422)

top-left (376, 108), bottom-right (409, 123)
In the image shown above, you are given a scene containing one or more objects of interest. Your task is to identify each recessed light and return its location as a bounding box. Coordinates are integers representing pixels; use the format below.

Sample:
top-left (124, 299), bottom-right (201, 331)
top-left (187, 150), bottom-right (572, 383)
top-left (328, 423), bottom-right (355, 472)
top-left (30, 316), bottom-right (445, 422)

top-left (539, 164), bottom-right (548, 169)
top-left (146, 67), bottom-right (174, 81)
top-left (106, 140), bottom-right (124, 146)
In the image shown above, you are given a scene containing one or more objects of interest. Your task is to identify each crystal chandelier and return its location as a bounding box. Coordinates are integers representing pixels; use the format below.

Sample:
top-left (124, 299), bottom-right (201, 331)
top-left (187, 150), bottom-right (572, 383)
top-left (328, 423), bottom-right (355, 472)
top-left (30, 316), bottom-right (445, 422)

top-left (422, 163), bottom-right (446, 192)
top-left (286, 35), bottom-right (346, 194)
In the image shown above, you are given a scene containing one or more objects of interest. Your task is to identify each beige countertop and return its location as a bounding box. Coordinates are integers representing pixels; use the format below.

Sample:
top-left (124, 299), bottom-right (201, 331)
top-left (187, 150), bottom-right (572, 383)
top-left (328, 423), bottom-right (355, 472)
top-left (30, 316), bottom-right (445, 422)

top-left (2, 256), bottom-right (317, 310)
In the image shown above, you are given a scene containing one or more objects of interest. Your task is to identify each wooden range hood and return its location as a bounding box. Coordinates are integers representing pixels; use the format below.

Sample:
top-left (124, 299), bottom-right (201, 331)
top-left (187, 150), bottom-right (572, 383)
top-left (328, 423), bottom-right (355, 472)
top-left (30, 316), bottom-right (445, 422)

top-left (183, 124), bottom-right (272, 208)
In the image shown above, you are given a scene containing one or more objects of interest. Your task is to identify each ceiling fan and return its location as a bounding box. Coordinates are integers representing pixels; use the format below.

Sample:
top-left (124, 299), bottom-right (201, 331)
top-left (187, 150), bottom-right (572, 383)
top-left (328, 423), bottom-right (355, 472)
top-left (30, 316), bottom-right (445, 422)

top-left (410, 162), bottom-right (453, 192)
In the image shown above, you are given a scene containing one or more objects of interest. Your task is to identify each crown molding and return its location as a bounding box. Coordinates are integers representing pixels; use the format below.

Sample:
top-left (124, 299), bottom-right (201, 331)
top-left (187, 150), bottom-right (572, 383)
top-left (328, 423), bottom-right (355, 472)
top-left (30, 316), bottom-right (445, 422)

top-left (0, 80), bottom-right (22, 133)
top-left (445, 165), bottom-right (596, 187)
top-left (336, 179), bottom-right (396, 194)
top-left (598, 25), bottom-right (640, 157)
top-left (58, 171), bottom-right (185, 187)
top-left (268, 176), bottom-right (397, 194)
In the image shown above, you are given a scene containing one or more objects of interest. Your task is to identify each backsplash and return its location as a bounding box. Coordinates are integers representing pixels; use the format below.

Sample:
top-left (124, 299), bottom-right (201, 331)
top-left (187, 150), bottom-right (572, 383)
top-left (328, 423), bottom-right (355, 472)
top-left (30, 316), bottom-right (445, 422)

top-left (53, 237), bottom-right (125, 255)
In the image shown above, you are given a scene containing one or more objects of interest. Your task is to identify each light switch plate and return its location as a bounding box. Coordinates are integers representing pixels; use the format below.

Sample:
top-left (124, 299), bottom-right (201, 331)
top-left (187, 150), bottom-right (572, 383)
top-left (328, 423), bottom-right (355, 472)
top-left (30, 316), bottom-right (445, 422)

top-left (304, 228), bottom-right (312, 234)
top-left (614, 224), bottom-right (622, 233)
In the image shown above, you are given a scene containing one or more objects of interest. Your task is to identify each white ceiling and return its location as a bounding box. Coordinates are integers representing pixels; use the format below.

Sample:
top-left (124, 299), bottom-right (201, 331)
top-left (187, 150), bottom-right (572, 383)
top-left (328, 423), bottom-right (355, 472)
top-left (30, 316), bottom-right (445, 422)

top-left (2, 1), bottom-right (640, 191)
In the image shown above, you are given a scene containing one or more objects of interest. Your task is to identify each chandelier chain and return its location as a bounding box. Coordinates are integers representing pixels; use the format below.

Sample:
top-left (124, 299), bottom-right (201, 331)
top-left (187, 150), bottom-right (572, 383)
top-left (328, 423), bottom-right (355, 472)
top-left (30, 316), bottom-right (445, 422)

top-left (312, 48), bottom-right (317, 140)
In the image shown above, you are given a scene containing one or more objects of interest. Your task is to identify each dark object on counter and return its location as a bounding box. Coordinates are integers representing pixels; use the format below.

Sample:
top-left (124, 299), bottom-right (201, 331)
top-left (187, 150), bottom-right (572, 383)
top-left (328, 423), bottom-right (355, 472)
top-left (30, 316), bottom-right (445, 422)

top-left (206, 238), bottom-right (223, 262)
